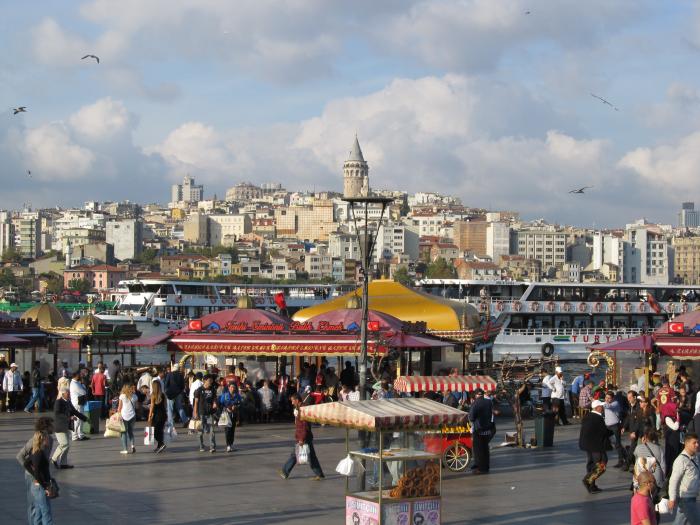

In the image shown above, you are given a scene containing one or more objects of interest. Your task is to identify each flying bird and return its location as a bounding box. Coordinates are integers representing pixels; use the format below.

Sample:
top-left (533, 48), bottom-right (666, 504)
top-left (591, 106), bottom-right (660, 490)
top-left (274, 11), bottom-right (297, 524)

top-left (569, 186), bottom-right (593, 194)
top-left (13, 106), bottom-right (27, 115)
top-left (525, 10), bottom-right (531, 15)
top-left (590, 93), bottom-right (619, 111)
top-left (81, 54), bottom-right (100, 64)
top-left (27, 170), bottom-right (32, 178)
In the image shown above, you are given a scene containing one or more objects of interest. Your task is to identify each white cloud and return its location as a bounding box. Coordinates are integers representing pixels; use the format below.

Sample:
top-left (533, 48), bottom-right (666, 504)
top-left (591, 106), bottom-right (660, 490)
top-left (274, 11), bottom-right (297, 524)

top-left (68, 97), bottom-right (134, 141)
top-left (152, 122), bottom-right (234, 173)
top-left (22, 123), bottom-right (95, 179)
top-left (31, 18), bottom-right (89, 67)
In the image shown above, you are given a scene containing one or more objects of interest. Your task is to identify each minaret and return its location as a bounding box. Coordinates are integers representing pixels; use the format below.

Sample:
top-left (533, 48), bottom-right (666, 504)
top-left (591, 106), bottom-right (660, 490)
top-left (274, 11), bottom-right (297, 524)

top-left (343, 135), bottom-right (369, 198)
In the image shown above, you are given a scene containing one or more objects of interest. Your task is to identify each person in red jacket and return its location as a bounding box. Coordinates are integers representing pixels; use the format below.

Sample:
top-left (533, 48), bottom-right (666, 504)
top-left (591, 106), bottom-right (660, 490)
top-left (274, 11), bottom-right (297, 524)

top-left (278, 393), bottom-right (325, 480)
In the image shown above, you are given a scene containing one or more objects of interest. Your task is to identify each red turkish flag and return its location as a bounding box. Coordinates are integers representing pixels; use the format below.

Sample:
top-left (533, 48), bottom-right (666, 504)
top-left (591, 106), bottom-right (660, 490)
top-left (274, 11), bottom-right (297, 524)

top-left (274, 292), bottom-right (287, 311)
top-left (188, 319), bottom-right (203, 331)
top-left (669, 322), bottom-right (685, 334)
top-left (367, 321), bottom-right (380, 332)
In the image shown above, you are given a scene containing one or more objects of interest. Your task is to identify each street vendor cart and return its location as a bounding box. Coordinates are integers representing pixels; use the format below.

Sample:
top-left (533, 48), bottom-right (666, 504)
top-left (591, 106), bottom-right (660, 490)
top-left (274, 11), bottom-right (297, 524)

top-left (392, 375), bottom-right (498, 473)
top-left (300, 398), bottom-right (467, 525)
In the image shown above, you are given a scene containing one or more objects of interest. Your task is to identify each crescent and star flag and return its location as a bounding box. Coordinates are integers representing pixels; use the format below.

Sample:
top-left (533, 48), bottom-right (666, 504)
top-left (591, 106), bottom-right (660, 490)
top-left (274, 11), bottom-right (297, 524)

top-left (668, 322), bottom-right (685, 334)
top-left (646, 292), bottom-right (662, 314)
top-left (274, 292), bottom-right (287, 311)
top-left (188, 319), bottom-right (203, 331)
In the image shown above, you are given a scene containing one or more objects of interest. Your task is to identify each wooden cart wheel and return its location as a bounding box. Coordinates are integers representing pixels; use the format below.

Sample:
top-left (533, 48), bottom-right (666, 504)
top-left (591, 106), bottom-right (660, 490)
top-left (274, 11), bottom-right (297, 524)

top-left (443, 442), bottom-right (471, 472)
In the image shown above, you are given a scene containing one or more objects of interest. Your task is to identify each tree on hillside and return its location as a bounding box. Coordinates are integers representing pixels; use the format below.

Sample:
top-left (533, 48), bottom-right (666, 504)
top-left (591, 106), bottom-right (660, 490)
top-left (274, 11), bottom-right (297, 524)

top-left (0, 267), bottom-right (17, 288)
top-left (393, 266), bottom-right (412, 286)
top-left (426, 257), bottom-right (456, 279)
top-left (68, 278), bottom-right (92, 293)
top-left (1, 248), bottom-right (22, 263)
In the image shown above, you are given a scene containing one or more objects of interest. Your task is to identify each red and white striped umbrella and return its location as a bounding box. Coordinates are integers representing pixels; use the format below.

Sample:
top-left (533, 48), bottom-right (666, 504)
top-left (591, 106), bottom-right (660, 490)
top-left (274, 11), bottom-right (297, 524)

top-left (393, 375), bottom-right (497, 393)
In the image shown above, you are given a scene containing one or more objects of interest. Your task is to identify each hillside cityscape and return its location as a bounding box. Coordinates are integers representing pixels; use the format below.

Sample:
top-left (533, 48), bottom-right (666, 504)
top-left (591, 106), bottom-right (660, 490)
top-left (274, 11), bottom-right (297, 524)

top-left (0, 135), bottom-right (697, 300)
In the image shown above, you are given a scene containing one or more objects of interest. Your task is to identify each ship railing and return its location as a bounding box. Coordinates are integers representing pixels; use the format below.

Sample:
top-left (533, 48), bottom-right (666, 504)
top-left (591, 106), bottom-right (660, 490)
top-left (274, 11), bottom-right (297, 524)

top-left (502, 327), bottom-right (647, 337)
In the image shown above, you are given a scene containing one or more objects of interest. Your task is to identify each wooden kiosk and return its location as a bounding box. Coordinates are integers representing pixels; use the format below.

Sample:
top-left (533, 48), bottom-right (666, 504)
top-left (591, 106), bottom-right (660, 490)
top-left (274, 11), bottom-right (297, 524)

top-left (300, 398), bottom-right (467, 525)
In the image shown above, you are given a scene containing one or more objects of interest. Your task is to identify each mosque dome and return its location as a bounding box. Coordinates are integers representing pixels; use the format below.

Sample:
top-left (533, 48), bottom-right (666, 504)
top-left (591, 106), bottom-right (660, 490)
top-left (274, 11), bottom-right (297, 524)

top-left (20, 303), bottom-right (68, 329)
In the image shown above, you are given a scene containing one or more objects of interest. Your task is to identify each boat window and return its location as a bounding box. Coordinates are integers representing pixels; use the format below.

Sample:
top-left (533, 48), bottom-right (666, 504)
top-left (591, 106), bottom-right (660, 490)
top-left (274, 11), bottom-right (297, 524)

top-left (126, 283), bottom-right (145, 293)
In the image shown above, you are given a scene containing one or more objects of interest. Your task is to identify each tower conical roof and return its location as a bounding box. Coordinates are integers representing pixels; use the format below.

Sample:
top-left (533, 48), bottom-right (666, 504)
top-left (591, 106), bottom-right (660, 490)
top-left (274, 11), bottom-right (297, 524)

top-left (347, 136), bottom-right (365, 162)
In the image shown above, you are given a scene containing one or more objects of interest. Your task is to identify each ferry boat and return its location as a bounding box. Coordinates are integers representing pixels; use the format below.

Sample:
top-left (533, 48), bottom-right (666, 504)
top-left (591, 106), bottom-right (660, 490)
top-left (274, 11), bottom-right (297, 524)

top-left (417, 279), bottom-right (700, 360)
top-left (96, 279), bottom-right (356, 327)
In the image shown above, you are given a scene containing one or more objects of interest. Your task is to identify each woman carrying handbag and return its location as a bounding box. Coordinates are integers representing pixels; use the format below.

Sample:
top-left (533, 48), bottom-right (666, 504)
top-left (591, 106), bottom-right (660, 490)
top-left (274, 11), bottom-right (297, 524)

top-left (148, 380), bottom-right (167, 453)
top-left (117, 383), bottom-right (138, 454)
top-left (23, 430), bottom-right (57, 524)
top-left (218, 382), bottom-right (242, 453)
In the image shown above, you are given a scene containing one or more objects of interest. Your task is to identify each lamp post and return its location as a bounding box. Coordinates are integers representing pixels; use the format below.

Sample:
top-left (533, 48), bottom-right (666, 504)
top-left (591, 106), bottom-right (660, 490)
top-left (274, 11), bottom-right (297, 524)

top-left (342, 196), bottom-right (394, 401)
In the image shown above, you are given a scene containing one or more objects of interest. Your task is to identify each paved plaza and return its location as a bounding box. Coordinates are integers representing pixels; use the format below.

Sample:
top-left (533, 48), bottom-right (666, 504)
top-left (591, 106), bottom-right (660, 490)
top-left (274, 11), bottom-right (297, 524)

top-left (1, 413), bottom-right (640, 524)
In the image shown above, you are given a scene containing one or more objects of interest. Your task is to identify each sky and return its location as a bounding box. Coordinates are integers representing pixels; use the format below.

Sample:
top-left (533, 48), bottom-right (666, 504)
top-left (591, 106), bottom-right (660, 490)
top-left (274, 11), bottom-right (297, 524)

top-left (2, 0), bottom-right (700, 227)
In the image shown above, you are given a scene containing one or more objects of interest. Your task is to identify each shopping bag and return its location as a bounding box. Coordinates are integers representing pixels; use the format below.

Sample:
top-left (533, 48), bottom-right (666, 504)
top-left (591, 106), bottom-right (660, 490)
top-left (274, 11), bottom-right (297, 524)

top-left (144, 426), bottom-right (155, 446)
top-left (164, 423), bottom-right (177, 444)
top-left (81, 420), bottom-right (92, 434)
top-left (217, 411), bottom-right (231, 427)
top-left (335, 455), bottom-right (356, 476)
top-left (107, 413), bottom-right (125, 433)
top-left (188, 419), bottom-right (202, 431)
top-left (296, 443), bottom-right (310, 465)
top-left (103, 427), bottom-right (120, 438)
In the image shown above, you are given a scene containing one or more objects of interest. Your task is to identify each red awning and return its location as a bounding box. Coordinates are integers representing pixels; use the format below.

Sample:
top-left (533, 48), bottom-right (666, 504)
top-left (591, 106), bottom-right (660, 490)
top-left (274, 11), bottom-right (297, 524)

top-left (120, 333), bottom-right (172, 347)
top-left (393, 375), bottom-right (497, 393)
top-left (589, 335), bottom-right (653, 352)
top-left (168, 333), bottom-right (372, 356)
top-left (383, 333), bottom-right (448, 349)
top-left (0, 334), bottom-right (31, 346)
top-left (654, 336), bottom-right (700, 359)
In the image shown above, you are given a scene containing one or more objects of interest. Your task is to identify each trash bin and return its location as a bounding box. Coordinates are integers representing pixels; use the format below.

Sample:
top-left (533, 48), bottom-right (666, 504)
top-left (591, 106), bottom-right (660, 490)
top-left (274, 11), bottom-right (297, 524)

top-left (87, 400), bottom-right (102, 435)
top-left (535, 411), bottom-right (555, 447)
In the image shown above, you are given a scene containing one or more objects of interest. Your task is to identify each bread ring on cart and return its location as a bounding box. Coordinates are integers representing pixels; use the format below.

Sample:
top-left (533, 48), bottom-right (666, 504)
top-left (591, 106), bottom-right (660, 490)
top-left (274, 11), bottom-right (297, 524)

top-left (406, 469), bottom-right (417, 480)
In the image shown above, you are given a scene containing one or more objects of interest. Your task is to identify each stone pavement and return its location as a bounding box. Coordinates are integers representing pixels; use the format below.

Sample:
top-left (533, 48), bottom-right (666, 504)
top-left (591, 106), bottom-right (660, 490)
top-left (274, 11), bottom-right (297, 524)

top-left (0, 413), bottom-right (646, 524)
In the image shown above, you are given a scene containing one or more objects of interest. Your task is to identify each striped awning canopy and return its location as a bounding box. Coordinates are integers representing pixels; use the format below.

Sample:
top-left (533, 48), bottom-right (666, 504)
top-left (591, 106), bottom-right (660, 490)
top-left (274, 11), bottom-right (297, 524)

top-left (393, 375), bottom-right (497, 394)
top-left (299, 398), bottom-right (467, 431)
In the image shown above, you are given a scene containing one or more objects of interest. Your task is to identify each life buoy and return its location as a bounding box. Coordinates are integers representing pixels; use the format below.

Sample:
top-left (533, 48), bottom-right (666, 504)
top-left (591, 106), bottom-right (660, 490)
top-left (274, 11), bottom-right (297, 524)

top-left (578, 302), bottom-right (587, 313)
top-left (530, 301), bottom-right (540, 312)
top-left (541, 343), bottom-right (554, 357)
top-left (563, 302), bottom-right (572, 312)
top-left (682, 302), bottom-right (689, 313)
top-left (546, 301), bottom-right (555, 312)
top-left (496, 301), bottom-right (504, 312)
top-left (639, 303), bottom-right (648, 312)
top-left (175, 295), bottom-right (182, 304)
top-left (665, 303), bottom-right (675, 313)
top-left (610, 302), bottom-right (618, 312)
top-left (87, 296), bottom-right (94, 304)
top-left (152, 319), bottom-right (160, 327)
top-left (513, 301), bottom-right (522, 312)
top-left (624, 302), bottom-right (632, 312)
top-left (594, 302), bottom-right (603, 313)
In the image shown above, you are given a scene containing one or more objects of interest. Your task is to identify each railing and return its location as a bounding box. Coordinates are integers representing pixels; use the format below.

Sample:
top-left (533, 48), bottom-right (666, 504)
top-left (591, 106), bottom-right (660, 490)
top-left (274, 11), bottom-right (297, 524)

top-left (472, 298), bottom-right (696, 315)
top-left (502, 327), bottom-right (646, 337)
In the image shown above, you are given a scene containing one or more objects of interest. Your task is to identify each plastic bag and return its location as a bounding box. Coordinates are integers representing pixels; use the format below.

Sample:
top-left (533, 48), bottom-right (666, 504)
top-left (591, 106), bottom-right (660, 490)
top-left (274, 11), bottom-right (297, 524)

top-left (335, 455), bottom-right (355, 476)
top-left (103, 427), bottom-right (120, 438)
top-left (107, 413), bottom-right (125, 433)
top-left (296, 443), bottom-right (310, 465)
top-left (218, 411), bottom-right (231, 427)
top-left (144, 426), bottom-right (155, 446)
top-left (164, 423), bottom-right (177, 443)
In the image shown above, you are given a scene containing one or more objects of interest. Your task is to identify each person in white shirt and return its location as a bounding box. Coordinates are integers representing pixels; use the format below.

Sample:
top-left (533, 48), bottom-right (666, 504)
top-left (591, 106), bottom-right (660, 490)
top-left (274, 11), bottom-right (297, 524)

top-left (540, 369), bottom-right (552, 411)
top-left (69, 371), bottom-right (89, 441)
top-left (117, 384), bottom-right (138, 454)
top-left (548, 366), bottom-right (570, 425)
top-left (137, 369), bottom-right (153, 391)
top-left (189, 373), bottom-right (203, 410)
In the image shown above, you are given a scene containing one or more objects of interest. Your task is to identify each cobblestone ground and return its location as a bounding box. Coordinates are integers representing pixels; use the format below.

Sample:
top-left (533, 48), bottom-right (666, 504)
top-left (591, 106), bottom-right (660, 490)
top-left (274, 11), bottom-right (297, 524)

top-left (0, 413), bottom-right (639, 524)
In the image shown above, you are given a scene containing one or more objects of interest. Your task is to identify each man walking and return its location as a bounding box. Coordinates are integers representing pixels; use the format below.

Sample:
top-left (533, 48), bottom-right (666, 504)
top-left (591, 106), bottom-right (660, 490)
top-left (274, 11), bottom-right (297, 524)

top-left (24, 361), bottom-right (44, 413)
top-left (669, 432), bottom-right (700, 524)
top-left (52, 386), bottom-right (87, 469)
top-left (164, 363), bottom-right (188, 428)
top-left (631, 471), bottom-right (657, 525)
top-left (548, 366), bottom-right (570, 425)
top-left (3, 363), bottom-right (22, 412)
top-left (469, 388), bottom-right (494, 475)
top-left (579, 399), bottom-right (613, 494)
top-left (193, 375), bottom-right (217, 453)
top-left (69, 371), bottom-right (89, 441)
top-left (540, 368), bottom-right (552, 411)
top-left (603, 391), bottom-right (624, 468)
top-left (279, 392), bottom-right (324, 480)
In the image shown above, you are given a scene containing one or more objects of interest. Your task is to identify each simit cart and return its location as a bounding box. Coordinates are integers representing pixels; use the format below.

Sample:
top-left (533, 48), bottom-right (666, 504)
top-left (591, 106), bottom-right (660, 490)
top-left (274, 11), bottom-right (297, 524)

top-left (300, 397), bottom-right (468, 525)
top-left (392, 375), bottom-right (498, 473)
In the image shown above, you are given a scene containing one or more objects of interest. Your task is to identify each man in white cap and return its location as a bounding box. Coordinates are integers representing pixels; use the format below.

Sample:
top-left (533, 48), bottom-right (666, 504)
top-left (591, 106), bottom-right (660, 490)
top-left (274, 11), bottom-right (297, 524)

top-left (548, 366), bottom-right (570, 425)
top-left (2, 363), bottom-right (23, 412)
top-left (579, 399), bottom-right (614, 494)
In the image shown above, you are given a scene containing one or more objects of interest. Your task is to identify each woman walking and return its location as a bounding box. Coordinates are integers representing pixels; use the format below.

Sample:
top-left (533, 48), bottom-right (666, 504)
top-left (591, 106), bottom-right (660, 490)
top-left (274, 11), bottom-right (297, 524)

top-left (24, 430), bottom-right (55, 524)
top-left (219, 382), bottom-right (241, 452)
top-left (118, 383), bottom-right (138, 454)
top-left (148, 379), bottom-right (167, 453)
top-left (16, 418), bottom-right (54, 524)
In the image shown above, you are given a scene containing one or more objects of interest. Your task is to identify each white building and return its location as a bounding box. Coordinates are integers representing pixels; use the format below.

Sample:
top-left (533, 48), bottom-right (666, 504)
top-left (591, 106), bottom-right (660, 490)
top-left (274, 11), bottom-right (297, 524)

top-left (305, 251), bottom-right (333, 280)
top-left (0, 212), bottom-right (13, 258)
top-left (486, 222), bottom-right (510, 263)
top-left (328, 232), bottom-right (361, 261)
top-left (208, 215), bottom-right (252, 246)
top-left (622, 220), bottom-right (670, 284)
top-left (170, 175), bottom-right (204, 207)
top-left (591, 232), bottom-right (624, 274)
top-left (514, 227), bottom-right (567, 272)
top-left (374, 223), bottom-right (420, 262)
top-left (106, 219), bottom-right (143, 261)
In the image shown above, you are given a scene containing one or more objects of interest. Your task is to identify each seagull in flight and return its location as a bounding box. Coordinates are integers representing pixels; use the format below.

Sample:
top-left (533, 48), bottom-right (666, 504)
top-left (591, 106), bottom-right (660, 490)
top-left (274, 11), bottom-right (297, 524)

top-left (525, 10), bottom-right (531, 15)
top-left (27, 170), bottom-right (32, 178)
top-left (569, 186), bottom-right (593, 194)
top-left (13, 106), bottom-right (27, 115)
top-left (81, 54), bottom-right (100, 64)
top-left (590, 93), bottom-right (619, 111)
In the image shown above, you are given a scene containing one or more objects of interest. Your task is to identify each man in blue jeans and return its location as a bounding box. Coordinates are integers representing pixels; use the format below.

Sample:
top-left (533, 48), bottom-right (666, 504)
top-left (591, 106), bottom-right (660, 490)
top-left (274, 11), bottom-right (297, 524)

top-left (24, 361), bottom-right (44, 413)
top-left (164, 364), bottom-right (189, 428)
top-left (279, 392), bottom-right (324, 480)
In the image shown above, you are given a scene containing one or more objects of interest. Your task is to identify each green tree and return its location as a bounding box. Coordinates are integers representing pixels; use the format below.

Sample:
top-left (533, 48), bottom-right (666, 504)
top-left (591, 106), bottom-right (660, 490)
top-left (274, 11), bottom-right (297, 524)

top-left (426, 257), bottom-right (456, 279)
top-left (68, 278), bottom-right (92, 293)
top-left (0, 267), bottom-right (17, 287)
top-left (39, 272), bottom-right (64, 295)
top-left (392, 266), bottom-right (412, 286)
top-left (2, 248), bottom-right (22, 263)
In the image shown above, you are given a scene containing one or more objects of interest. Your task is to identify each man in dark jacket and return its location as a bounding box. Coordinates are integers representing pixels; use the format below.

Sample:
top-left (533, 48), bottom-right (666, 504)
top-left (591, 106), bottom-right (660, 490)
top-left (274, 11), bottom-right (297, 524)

top-left (51, 386), bottom-right (87, 469)
top-left (579, 399), bottom-right (613, 493)
top-left (469, 388), bottom-right (494, 474)
top-left (164, 363), bottom-right (188, 428)
top-left (24, 361), bottom-right (43, 413)
top-left (279, 392), bottom-right (324, 480)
